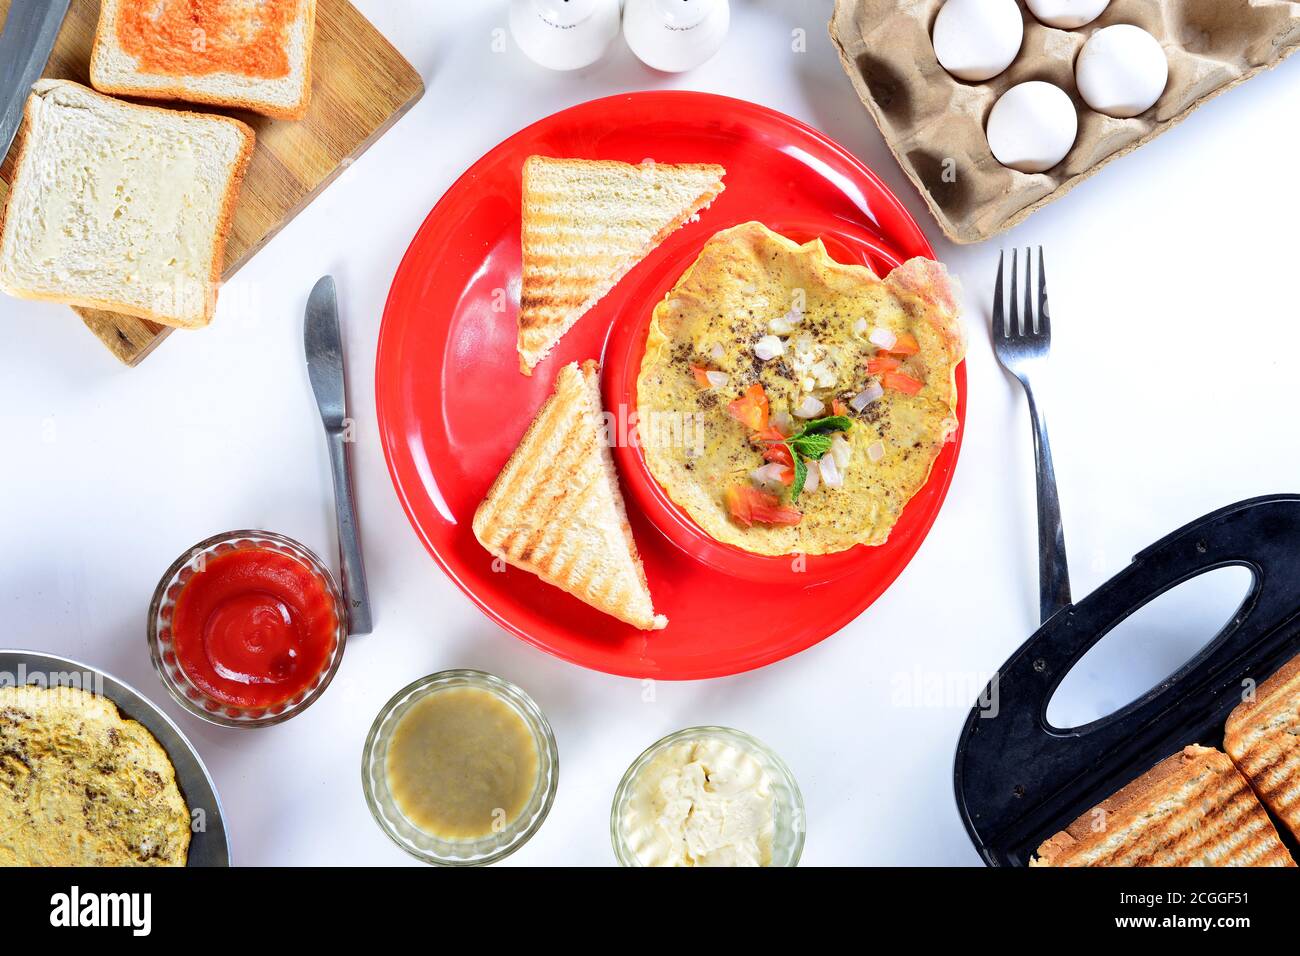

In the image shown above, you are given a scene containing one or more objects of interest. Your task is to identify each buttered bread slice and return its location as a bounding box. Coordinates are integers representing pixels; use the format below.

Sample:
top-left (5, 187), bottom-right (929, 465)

top-left (517, 156), bottom-right (725, 375)
top-left (0, 80), bottom-right (253, 329)
top-left (473, 360), bottom-right (667, 631)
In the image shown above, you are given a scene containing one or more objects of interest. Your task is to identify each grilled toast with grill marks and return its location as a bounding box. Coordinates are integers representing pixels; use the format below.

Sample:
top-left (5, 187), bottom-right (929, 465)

top-left (516, 156), bottom-right (725, 375)
top-left (472, 360), bottom-right (666, 630)
top-left (1031, 745), bottom-right (1295, 867)
top-left (1226, 652), bottom-right (1300, 841)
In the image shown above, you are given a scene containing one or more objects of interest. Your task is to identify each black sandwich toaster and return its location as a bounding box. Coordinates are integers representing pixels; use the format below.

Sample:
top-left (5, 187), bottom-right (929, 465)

top-left (954, 494), bottom-right (1300, 866)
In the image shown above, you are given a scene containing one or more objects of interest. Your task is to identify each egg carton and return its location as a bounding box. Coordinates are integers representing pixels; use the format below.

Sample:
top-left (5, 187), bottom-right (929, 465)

top-left (829, 0), bottom-right (1300, 244)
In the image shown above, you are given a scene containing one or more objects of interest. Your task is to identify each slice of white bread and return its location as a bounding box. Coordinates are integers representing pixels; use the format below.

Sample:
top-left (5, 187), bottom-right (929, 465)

top-left (517, 156), bottom-right (725, 375)
top-left (90, 0), bottom-right (316, 120)
top-left (0, 80), bottom-right (254, 330)
top-left (1031, 745), bottom-right (1295, 867)
top-left (473, 360), bottom-right (667, 631)
top-left (1226, 652), bottom-right (1300, 841)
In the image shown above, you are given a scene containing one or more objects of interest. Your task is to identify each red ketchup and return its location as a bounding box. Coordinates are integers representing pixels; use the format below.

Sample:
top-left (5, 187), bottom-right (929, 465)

top-left (171, 547), bottom-right (338, 709)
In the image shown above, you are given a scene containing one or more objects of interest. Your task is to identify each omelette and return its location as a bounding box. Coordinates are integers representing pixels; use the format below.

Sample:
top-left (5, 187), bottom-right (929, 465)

top-left (0, 685), bottom-right (190, 866)
top-left (637, 222), bottom-right (964, 556)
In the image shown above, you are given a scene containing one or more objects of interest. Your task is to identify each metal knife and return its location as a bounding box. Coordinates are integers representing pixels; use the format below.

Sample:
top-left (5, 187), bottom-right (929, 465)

top-left (0, 0), bottom-right (71, 162)
top-left (305, 275), bottom-right (374, 635)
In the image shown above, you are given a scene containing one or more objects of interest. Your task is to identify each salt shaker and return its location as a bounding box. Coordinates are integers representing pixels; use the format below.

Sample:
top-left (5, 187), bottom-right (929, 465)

top-left (509, 0), bottom-right (622, 71)
top-left (623, 0), bottom-right (730, 73)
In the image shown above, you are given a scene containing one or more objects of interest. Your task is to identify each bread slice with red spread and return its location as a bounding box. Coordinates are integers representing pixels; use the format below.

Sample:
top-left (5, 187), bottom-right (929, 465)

top-left (90, 0), bottom-right (316, 120)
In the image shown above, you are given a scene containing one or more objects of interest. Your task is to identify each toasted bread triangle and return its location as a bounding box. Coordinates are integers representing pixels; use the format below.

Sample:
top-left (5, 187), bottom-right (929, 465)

top-left (1226, 652), bottom-right (1300, 841)
top-left (516, 156), bottom-right (725, 374)
top-left (1031, 746), bottom-right (1295, 867)
top-left (473, 361), bottom-right (666, 631)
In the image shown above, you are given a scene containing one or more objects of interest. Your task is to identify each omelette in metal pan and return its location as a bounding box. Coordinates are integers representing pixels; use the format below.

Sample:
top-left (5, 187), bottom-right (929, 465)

top-left (0, 685), bottom-right (190, 866)
top-left (637, 222), bottom-right (964, 556)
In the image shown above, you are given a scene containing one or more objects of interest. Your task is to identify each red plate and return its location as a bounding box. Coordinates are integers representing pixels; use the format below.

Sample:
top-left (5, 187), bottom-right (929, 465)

top-left (376, 92), bottom-right (966, 679)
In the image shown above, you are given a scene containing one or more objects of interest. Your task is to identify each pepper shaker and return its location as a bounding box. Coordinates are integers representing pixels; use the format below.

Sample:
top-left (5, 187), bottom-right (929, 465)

top-left (509, 0), bottom-right (622, 71)
top-left (623, 0), bottom-right (729, 73)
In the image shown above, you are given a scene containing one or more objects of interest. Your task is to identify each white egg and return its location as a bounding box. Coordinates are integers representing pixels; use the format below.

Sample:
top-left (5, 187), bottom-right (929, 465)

top-left (1025, 0), bottom-right (1110, 29)
top-left (932, 0), bottom-right (1024, 82)
top-left (986, 81), bottom-right (1078, 174)
top-left (1076, 24), bottom-right (1168, 118)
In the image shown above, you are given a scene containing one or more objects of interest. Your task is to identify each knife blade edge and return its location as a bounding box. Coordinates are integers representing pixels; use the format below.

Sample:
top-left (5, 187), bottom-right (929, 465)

top-left (0, 0), bottom-right (71, 163)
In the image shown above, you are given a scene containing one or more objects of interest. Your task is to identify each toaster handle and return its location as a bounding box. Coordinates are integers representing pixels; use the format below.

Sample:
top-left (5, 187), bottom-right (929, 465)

top-left (1025, 494), bottom-right (1300, 730)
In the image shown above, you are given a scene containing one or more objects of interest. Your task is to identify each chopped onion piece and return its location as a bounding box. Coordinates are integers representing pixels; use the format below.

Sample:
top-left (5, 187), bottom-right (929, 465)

top-left (869, 327), bottom-right (897, 350)
top-left (709, 342), bottom-right (725, 362)
top-left (818, 452), bottom-right (843, 489)
top-left (705, 370), bottom-right (729, 388)
top-left (754, 334), bottom-right (785, 361)
top-left (749, 463), bottom-right (788, 492)
top-left (803, 459), bottom-right (820, 493)
top-left (770, 308), bottom-right (801, 335)
top-left (853, 317), bottom-right (868, 336)
top-left (772, 410), bottom-right (796, 437)
top-left (867, 441), bottom-right (886, 463)
top-left (793, 333), bottom-right (815, 357)
top-left (831, 435), bottom-right (852, 469)
top-left (811, 361), bottom-right (837, 388)
top-left (850, 383), bottom-right (885, 411)
top-left (793, 395), bottom-right (825, 419)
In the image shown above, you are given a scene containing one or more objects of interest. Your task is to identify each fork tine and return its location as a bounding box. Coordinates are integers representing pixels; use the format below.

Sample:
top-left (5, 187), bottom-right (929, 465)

top-left (993, 250), bottom-right (1006, 337)
top-left (1024, 247), bottom-right (1034, 334)
top-left (1037, 246), bottom-right (1050, 339)
top-left (1009, 248), bottom-right (1020, 336)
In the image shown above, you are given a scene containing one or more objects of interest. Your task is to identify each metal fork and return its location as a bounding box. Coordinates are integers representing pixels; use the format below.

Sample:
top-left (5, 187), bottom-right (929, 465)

top-left (992, 247), bottom-right (1071, 624)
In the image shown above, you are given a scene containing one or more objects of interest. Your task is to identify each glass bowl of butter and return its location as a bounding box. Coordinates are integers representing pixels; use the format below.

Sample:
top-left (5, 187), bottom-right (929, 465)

top-left (611, 726), bottom-right (805, 866)
top-left (362, 669), bottom-right (558, 866)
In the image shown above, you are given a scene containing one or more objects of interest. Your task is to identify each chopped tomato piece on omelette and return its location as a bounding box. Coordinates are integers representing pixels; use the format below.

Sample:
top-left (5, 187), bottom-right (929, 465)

top-left (725, 485), bottom-right (801, 527)
top-left (882, 370), bottom-right (923, 395)
top-left (727, 383), bottom-right (769, 432)
top-left (882, 332), bottom-right (919, 355)
top-left (763, 443), bottom-right (794, 467)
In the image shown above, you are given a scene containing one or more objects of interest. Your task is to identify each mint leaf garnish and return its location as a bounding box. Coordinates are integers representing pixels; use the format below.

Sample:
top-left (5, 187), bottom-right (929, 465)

top-left (798, 415), bottom-right (854, 436)
top-left (789, 433), bottom-right (833, 461)
top-left (789, 448), bottom-right (808, 501)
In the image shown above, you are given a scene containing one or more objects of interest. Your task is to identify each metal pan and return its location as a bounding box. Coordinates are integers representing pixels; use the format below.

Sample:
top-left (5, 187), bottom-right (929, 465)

top-left (954, 494), bottom-right (1300, 866)
top-left (0, 648), bottom-right (230, 866)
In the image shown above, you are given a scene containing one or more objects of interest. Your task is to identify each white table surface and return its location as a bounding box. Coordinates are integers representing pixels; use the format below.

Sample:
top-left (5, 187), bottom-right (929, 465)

top-left (2, 0), bottom-right (1297, 867)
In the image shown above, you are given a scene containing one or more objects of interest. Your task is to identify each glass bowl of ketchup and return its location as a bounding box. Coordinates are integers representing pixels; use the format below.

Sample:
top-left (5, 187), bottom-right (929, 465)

top-left (148, 530), bottom-right (347, 728)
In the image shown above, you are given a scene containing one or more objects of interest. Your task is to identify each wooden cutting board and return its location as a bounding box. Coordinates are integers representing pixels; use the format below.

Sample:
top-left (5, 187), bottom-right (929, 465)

top-left (0, 0), bottom-right (424, 365)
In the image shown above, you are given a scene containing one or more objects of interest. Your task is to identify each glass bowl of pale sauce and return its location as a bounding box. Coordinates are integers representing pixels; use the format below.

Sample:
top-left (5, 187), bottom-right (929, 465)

top-left (362, 670), bottom-right (559, 866)
top-left (611, 726), bottom-right (805, 866)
